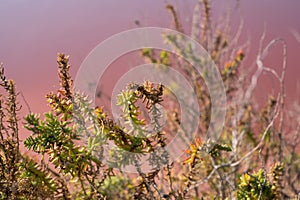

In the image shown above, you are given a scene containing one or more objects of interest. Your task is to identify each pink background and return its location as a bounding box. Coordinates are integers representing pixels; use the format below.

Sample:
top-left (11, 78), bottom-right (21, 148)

top-left (0, 0), bottom-right (299, 140)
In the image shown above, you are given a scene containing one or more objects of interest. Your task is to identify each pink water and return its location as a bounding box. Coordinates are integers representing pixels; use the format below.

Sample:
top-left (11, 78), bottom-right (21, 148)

top-left (0, 0), bottom-right (299, 140)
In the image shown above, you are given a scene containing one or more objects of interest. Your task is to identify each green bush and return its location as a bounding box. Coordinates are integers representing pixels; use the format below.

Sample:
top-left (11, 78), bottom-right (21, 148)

top-left (0, 1), bottom-right (299, 199)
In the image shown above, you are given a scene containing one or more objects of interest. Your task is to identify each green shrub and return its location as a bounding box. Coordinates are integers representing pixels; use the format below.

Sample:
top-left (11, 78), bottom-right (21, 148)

top-left (0, 1), bottom-right (299, 199)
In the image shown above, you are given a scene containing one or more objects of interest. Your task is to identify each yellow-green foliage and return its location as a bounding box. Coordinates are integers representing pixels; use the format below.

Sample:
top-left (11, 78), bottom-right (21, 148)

top-left (0, 1), bottom-right (299, 199)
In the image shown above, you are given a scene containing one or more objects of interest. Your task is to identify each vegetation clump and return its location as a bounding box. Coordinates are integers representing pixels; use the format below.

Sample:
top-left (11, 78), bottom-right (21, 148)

top-left (0, 1), bottom-right (299, 199)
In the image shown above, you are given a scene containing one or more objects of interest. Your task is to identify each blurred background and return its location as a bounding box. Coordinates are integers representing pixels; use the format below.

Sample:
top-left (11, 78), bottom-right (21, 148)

top-left (0, 0), bottom-right (300, 139)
